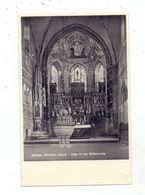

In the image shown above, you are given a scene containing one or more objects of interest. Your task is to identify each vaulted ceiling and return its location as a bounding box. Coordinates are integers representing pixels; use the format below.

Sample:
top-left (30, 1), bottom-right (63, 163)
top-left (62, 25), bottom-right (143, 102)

top-left (29, 15), bottom-right (124, 65)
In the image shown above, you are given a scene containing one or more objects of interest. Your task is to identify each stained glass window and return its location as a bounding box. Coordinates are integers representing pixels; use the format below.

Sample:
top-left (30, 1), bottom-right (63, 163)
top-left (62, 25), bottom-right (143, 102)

top-left (71, 64), bottom-right (86, 91)
top-left (95, 62), bottom-right (105, 93)
top-left (51, 65), bottom-right (59, 92)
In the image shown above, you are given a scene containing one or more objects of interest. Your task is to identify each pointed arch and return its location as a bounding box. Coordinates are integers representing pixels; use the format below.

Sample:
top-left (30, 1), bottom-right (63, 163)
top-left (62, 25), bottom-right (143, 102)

top-left (51, 65), bottom-right (58, 83)
top-left (42, 24), bottom-right (113, 69)
top-left (70, 64), bottom-right (87, 92)
top-left (95, 62), bottom-right (105, 93)
top-left (95, 62), bottom-right (105, 83)
top-left (50, 65), bottom-right (58, 93)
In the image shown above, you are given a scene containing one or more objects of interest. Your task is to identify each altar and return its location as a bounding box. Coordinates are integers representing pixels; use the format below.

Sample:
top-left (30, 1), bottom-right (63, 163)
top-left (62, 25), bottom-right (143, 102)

top-left (72, 124), bottom-right (91, 138)
top-left (38, 29), bottom-right (113, 139)
top-left (50, 90), bottom-right (107, 140)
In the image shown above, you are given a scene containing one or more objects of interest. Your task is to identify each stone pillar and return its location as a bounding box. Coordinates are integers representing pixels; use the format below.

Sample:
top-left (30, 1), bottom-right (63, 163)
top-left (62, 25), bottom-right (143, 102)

top-left (111, 64), bottom-right (118, 134)
top-left (33, 63), bottom-right (43, 132)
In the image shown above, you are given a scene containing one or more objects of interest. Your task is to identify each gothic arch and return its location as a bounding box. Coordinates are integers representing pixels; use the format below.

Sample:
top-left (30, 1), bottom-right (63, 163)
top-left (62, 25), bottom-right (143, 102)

top-left (41, 24), bottom-right (113, 69)
top-left (70, 63), bottom-right (87, 91)
top-left (51, 61), bottom-right (62, 73)
top-left (49, 61), bottom-right (62, 93)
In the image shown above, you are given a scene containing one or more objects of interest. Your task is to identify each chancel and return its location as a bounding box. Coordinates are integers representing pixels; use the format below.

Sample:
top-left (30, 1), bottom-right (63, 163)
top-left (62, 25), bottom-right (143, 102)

top-left (22, 15), bottom-right (129, 160)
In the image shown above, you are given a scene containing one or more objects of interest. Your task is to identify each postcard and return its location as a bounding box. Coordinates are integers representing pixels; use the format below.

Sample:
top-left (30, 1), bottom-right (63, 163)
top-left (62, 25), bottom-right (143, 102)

top-left (20, 14), bottom-right (131, 186)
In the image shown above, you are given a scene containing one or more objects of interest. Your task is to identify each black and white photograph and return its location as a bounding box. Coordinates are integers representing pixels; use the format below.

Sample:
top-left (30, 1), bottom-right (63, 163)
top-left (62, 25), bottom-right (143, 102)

top-left (2, 0), bottom-right (145, 192)
top-left (21, 15), bottom-right (129, 161)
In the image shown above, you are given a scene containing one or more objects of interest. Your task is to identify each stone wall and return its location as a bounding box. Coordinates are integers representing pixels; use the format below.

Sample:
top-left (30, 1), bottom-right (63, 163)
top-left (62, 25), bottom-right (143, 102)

top-left (117, 16), bottom-right (128, 143)
top-left (118, 16), bottom-right (128, 124)
top-left (22, 18), bottom-right (36, 139)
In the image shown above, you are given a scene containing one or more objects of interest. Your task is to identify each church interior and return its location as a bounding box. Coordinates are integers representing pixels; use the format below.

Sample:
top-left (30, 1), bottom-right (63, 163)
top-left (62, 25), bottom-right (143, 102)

top-left (22, 15), bottom-right (129, 159)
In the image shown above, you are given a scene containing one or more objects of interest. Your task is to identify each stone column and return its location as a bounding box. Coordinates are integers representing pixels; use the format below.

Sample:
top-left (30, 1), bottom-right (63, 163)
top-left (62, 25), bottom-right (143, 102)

top-left (112, 64), bottom-right (119, 134)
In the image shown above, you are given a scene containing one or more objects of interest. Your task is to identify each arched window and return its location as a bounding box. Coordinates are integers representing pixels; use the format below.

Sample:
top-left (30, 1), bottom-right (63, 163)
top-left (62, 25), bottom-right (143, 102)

top-left (71, 64), bottom-right (86, 91)
top-left (95, 62), bottom-right (105, 92)
top-left (50, 65), bottom-right (58, 92)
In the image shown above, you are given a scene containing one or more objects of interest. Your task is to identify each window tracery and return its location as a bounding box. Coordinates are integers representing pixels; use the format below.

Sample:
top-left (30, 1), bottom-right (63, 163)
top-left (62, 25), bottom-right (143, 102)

top-left (95, 62), bottom-right (105, 93)
top-left (70, 64), bottom-right (86, 91)
top-left (50, 65), bottom-right (59, 92)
